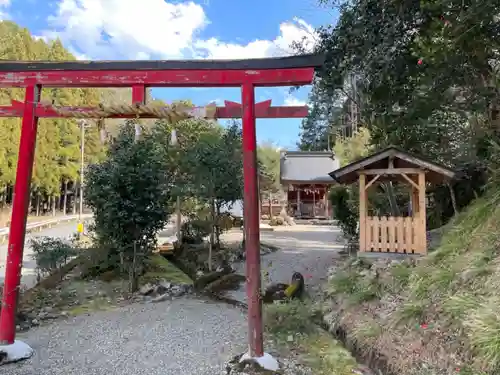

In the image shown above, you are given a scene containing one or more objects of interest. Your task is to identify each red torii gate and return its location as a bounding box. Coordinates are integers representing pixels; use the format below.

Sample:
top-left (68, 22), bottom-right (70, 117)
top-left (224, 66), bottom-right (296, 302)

top-left (0, 55), bottom-right (323, 364)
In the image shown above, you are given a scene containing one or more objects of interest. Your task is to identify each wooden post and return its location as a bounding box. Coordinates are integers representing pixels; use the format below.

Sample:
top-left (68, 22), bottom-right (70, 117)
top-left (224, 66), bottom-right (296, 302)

top-left (417, 172), bottom-right (427, 254)
top-left (411, 188), bottom-right (419, 217)
top-left (324, 187), bottom-right (329, 218)
top-left (312, 186), bottom-right (316, 218)
top-left (297, 188), bottom-right (301, 217)
top-left (359, 174), bottom-right (367, 252)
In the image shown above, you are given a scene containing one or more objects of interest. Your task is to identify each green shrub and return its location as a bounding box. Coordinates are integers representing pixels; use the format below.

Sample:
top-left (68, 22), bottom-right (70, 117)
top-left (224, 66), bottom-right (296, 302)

top-left (85, 121), bottom-right (174, 269)
top-left (30, 237), bottom-right (79, 282)
top-left (329, 185), bottom-right (359, 240)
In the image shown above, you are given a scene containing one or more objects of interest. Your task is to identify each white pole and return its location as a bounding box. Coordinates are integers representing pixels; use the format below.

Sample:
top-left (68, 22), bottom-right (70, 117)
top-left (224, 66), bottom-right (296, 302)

top-left (79, 120), bottom-right (86, 222)
top-left (171, 129), bottom-right (182, 242)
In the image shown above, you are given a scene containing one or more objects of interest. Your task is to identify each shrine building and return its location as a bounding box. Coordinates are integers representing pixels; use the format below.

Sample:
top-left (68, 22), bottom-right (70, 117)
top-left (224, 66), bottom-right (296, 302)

top-left (280, 151), bottom-right (339, 219)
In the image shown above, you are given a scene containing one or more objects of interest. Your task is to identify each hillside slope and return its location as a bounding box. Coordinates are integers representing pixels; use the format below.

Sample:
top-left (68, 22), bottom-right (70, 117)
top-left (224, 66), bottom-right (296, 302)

top-left (325, 187), bottom-right (500, 375)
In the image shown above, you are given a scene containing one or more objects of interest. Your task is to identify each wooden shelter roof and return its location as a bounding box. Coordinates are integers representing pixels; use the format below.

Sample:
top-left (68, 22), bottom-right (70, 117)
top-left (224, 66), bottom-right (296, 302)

top-left (328, 146), bottom-right (456, 185)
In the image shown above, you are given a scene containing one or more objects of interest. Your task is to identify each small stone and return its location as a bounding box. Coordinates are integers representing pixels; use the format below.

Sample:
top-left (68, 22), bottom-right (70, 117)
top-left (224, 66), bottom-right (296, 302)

top-left (31, 319), bottom-right (39, 326)
top-left (170, 285), bottom-right (185, 297)
top-left (152, 293), bottom-right (171, 303)
top-left (139, 283), bottom-right (155, 296)
top-left (159, 280), bottom-right (172, 290)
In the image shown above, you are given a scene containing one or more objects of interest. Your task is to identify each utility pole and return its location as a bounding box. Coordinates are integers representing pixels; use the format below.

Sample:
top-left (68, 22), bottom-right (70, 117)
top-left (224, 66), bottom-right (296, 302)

top-left (78, 120), bottom-right (86, 234)
top-left (171, 129), bottom-right (182, 242)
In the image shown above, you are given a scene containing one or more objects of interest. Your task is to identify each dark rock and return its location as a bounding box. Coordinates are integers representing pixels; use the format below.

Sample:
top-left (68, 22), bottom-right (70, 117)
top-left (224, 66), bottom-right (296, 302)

top-left (262, 272), bottom-right (305, 304)
top-left (205, 273), bottom-right (246, 293)
top-left (194, 267), bottom-right (233, 290)
top-left (170, 285), bottom-right (185, 297)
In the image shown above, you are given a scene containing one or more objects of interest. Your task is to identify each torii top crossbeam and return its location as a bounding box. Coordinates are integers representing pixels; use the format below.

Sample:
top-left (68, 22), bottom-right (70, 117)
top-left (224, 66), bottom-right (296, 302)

top-left (0, 54), bottom-right (324, 87)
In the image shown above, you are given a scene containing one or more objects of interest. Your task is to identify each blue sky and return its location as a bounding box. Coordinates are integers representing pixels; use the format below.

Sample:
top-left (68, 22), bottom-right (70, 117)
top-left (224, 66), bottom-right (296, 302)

top-left (1, 0), bottom-right (338, 149)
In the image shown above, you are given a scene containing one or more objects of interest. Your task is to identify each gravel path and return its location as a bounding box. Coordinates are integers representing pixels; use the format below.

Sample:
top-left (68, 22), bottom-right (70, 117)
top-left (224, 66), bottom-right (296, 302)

top-left (225, 225), bottom-right (345, 303)
top-left (6, 297), bottom-right (247, 375)
top-left (4, 224), bottom-right (343, 375)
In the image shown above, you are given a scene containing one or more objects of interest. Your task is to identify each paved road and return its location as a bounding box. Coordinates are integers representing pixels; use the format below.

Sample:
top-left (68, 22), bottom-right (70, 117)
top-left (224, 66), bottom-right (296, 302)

top-left (0, 222), bottom-right (81, 288)
top-left (0, 219), bottom-right (179, 289)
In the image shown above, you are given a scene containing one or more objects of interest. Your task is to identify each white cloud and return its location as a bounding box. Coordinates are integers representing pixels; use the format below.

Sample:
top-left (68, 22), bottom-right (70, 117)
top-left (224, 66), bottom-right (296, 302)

top-left (193, 18), bottom-right (316, 59)
top-left (210, 98), bottom-right (224, 105)
top-left (0, 0), bottom-right (10, 19)
top-left (44, 0), bottom-right (317, 60)
top-left (284, 95), bottom-right (306, 106)
top-left (45, 0), bottom-right (208, 59)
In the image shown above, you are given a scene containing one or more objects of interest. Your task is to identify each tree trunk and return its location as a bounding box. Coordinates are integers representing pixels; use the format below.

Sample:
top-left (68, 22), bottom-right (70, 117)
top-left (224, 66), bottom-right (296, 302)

top-left (208, 198), bottom-right (216, 272)
top-left (0, 187), bottom-right (4, 210)
top-left (52, 196), bottom-right (57, 216)
top-left (447, 182), bottom-right (459, 216)
top-left (28, 191), bottom-right (33, 215)
top-left (215, 203), bottom-right (221, 247)
top-left (63, 181), bottom-right (68, 214)
top-left (268, 192), bottom-right (273, 220)
top-left (129, 242), bottom-right (139, 293)
top-left (2, 188), bottom-right (7, 206)
top-left (383, 182), bottom-right (400, 216)
top-left (473, 189), bottom-right (479, 199)
top-left (36, 194), bottom-right (40, 216)
top-left (279, 189), bottom-right (295, 225)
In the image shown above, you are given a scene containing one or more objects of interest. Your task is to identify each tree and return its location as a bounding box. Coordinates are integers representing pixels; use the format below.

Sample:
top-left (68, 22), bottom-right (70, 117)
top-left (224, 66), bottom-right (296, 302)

top-left (295, 0), bottom-right (500, 224)
top-left (85, 120), bottom-right (174, 290)
top-left (301, 0), bottom-right (499, 161)
top-left (257, 143), bottom-right (281, 218)
top-left (334, 128), bottom-right (371, 167)
top-left (0, 21), bottom-right (134, 220)
top-left (177, 121), bottom-right (243, 269)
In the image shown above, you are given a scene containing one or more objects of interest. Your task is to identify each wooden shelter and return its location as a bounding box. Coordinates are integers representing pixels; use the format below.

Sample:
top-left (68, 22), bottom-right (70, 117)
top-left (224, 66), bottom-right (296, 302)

top-left (329, 147), bottom-right (455, 255)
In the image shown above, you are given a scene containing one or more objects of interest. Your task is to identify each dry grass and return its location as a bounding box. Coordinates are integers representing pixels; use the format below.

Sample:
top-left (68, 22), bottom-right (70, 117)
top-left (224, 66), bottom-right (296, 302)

top-left (326, 187), bottom-right (500, 375)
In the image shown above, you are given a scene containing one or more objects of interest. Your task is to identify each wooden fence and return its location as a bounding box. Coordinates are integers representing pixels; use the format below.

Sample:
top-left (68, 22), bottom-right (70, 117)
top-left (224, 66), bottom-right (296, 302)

top-left (361, 216), bottom-right (425, 254)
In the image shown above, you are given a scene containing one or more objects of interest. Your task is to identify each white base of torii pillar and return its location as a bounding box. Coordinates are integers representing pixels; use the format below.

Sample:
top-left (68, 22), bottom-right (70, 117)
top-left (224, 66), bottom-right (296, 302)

top-left (0, 340), bottom-right (34, 365)
top-left (240, 351), bottom-right (280, 371)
